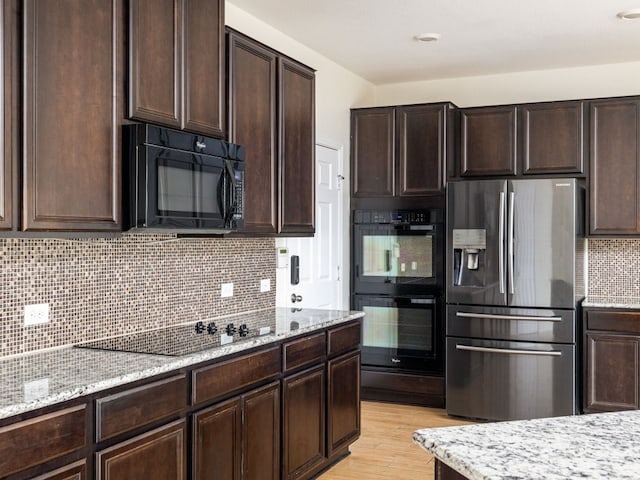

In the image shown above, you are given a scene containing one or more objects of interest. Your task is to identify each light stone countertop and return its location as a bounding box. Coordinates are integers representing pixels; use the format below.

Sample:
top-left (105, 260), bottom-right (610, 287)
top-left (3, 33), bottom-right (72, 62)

top-left (413, 410), bottom-right (640, 480)
top-left (0, 308), bottom-right (364, 421)
top-left (582, 296), bottom-right (640, 309)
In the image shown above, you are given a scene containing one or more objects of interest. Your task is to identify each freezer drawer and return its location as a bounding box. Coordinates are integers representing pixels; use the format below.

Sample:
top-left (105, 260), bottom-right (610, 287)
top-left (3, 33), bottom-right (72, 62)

top-left (446, 337), bottom-right (576, 421)
top-left (447, 304), bottom-right (575, 344)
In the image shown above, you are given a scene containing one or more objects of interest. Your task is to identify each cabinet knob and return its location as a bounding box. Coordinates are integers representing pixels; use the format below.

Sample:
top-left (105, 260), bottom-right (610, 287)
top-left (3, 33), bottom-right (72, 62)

top-left (291, 294), bottom-right (303, 303)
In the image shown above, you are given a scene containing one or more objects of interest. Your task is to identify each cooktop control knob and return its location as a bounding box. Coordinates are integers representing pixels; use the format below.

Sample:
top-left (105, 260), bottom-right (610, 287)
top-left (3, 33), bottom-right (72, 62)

top-left (195, 321), bottom-right (205, 334)
top-left (207, 322), bottom-right (218, 335)
top-left (239, 324), bottom-right (249, 337)
top-left (226, 323), bottom-right (237, 336)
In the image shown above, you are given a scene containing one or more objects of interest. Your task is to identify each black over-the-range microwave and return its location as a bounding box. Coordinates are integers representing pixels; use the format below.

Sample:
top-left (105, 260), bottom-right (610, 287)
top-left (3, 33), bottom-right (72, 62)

top-left (122, 123), bottom-right (245, 234)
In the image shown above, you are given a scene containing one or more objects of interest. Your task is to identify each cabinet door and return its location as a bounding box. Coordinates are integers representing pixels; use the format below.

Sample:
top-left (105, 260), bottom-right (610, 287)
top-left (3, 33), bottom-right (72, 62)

top-left (327, 351), bottom-right (360, 456)
top-left (23, 0), bottom-right (122, 231)
top-left (460, 106), bottom-right (517, 177)
top-left (397, 104), bottom-right (446, 195)
top-left (282, 365), bottom-right (325, 480)
top-left (243, 382), bottom-right (280, 480)
top-left (351, 108), bottom-right (395, 197)
top-left (586, 333), bottom-right (640, 412)
top-left (227, 31), bottom-right (278, 234)
top-left (0, 0), bottom-right (17, 230)
top-left (193, 397), bottom-right (241, 480)
top-left (183, 0), bottom-right (224, 137)
top-left (129, 0), bottom-right (181, 128)
top-left (521, 101), bottom-right (584, 175)
top-left (278, 58), bottom-right (315, 235)
top-left (97, 420), bottom-right (186, 480)
top-left (589, 98), bottom-right (640, 235)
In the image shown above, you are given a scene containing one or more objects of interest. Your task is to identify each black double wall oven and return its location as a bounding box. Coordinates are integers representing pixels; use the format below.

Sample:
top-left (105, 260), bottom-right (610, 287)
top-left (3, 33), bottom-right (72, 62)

top-left (352, 209), bottom-right (445, 375)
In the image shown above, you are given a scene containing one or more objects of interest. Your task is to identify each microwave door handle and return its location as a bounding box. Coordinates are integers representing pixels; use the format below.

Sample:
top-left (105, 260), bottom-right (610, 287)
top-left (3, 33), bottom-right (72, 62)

top-left (224, 159), bottom-right (237, 188)
top-left (217, 169), bottom-right (226, 222)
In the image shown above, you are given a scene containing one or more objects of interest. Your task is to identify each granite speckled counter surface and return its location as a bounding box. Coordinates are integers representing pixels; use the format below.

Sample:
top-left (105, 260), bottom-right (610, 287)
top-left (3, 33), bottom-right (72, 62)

top-left (414, 410), bottom-right (640, 480)
top-left (582, 296), bottom-right (640, 309)
top-left (0, 308), bottom-right (364, 421)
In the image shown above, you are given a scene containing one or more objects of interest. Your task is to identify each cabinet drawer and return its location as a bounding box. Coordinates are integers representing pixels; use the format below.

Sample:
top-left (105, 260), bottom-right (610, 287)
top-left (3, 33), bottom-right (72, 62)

top-left (193, 346), bottom-right (281, 405)
top-left (96, 375), bottom-right (187, 442)
top-left (327, 322), bottom-right (361, 357)
top-left (32, 460), bottom-right (86, 480)
top-left (0, 405), bottom-right (86, 478)
top-left (283, 332), bottom-right (326, 372)
top-left (586, 310), bottom-right (640, 334)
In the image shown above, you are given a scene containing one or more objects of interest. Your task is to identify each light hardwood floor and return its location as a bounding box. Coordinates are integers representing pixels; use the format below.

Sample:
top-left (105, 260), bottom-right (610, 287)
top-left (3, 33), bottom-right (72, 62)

top-left (318, 401), bottom-right (472, 480)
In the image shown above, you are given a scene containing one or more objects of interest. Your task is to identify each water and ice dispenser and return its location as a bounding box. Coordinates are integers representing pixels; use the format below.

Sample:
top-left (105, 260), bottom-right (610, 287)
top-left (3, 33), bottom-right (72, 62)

top-left (452, 229), bottom-right (487, 286)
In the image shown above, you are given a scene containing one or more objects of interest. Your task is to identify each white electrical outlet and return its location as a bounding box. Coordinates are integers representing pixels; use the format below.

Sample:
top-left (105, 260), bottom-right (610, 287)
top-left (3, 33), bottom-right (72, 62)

top-left (260, 279), bottom-right (271, 292)
top-left (24, 303), bottom-right (50, 326)
top-left (221, 282), bottom-right (234, 298)
top-left (220, 333), bottom-right (233, 345)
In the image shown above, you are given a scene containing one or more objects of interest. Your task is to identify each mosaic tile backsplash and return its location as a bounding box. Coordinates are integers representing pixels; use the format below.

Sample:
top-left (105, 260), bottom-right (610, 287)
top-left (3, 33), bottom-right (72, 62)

top-left (588, 239), bottom-right (640, 298)
top-left (0, 234), bottom-right (275, 358)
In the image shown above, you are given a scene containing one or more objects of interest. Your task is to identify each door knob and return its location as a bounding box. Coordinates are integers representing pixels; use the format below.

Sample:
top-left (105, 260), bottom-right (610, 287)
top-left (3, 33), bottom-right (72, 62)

top-left (291, 294), bottom-right (303, 303)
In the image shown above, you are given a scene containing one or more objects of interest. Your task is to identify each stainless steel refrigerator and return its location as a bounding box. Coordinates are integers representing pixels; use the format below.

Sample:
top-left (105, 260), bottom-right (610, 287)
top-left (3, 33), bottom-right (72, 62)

top-left (446, 178), bottom-right (585, 421)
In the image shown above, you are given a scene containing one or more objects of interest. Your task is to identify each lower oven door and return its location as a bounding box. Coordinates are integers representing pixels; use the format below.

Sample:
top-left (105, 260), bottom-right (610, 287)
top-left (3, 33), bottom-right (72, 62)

top-left (446, 337), bottom-right (576, 421)
top-left (355, 295), bottom-right (442, 373)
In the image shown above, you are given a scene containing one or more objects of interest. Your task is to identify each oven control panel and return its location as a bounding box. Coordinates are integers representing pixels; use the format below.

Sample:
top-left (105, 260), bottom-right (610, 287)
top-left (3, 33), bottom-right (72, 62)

top-left (353, 209), bottom-right (442, 224)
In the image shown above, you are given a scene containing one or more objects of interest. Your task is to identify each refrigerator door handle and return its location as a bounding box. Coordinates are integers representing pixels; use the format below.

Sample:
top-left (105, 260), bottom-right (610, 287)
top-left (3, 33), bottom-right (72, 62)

top-left (498, 191), bottom-right (506, 294)
top-left (456, 311), bottom-right (562, 322)
top-left (508, 191), bottom-right (515, 295)
top-left (456, 344), bottom-right (562, 357)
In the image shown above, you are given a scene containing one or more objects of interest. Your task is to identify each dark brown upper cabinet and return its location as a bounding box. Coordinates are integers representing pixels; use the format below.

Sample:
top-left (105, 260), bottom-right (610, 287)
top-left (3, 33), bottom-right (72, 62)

top-left (227, 29), bottom-right (316, 236)
top-left (459, 105), bottom-right (518, 177)
top-left (521, 101), bottom-right (584, 175)
top-left (457, 101), bottom-right (586, 179)
top-left (129, 0), bottom-right (225, 138)
top-left (351, 103), bottom-right (452, 198)
top-left (589, 97), bottom-right (640, 235)
top-left (0, 0), bottom-right (17, 231)
top-left (22, 0), bottom-right (122, 232)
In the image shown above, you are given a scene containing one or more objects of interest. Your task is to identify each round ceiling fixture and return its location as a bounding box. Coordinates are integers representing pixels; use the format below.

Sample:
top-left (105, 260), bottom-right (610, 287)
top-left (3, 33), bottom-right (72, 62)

top-left (617, 8), bottom-right (640, 19)
top-left (415, 32), bottom-right (441, 42)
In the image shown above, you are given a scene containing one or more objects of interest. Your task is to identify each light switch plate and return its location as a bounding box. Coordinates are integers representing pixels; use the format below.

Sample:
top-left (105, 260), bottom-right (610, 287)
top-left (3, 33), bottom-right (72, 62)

top-left (260, 279), bottom-right (271, 292)
top-left (221, 283), bottom-right (233, 298)
top-left (259, 326), bottom-right (271, 335)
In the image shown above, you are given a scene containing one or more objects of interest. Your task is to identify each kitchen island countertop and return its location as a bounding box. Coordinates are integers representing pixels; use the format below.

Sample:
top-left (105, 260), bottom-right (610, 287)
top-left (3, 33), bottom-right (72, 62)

top-left (413, 410), bottom-right (640, 479)
top-left (0, 307), bottom-right (363, 421)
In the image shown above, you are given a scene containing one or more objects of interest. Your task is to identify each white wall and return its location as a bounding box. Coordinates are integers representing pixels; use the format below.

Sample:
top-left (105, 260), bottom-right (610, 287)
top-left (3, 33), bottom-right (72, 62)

top-left (372, 61), bottom-right (640, 107)
top-left (225, 3), bottom-right (376, 308)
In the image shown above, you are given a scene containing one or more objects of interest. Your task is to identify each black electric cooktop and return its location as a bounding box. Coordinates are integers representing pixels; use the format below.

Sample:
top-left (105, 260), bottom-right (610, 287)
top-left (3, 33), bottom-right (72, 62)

top-left (76, 319), bottom-right (271, 357)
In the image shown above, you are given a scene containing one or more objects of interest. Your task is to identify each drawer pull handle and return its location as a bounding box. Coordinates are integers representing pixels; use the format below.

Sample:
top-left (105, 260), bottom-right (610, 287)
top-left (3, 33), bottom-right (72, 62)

top-left (456, 345), bottom-right (562, 356)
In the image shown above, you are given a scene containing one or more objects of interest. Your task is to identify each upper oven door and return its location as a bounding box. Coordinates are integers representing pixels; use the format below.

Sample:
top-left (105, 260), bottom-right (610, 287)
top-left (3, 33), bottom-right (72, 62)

top-left (140, 145), bottom-right (228, 230)
top-left (353, 222), bottom-right (443, 295)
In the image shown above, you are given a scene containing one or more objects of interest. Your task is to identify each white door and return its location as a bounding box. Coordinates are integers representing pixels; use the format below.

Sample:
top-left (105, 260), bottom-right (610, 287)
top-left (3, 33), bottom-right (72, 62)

top-left (276, 143), bottom-right (344, 309)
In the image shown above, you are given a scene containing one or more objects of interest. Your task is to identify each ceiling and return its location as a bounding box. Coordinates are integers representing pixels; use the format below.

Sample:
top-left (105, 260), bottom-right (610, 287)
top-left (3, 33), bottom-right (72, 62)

top-left (228, 0), bottom-right (640, 85)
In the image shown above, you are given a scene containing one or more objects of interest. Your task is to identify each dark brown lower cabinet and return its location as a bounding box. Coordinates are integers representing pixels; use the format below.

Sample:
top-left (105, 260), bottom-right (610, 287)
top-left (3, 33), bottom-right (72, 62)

top-left (32, 461), bottom-right (86, 480)
top-left (435, 459), bottom-right (468, 480)
top-left (193, 381), bottom-right (280, 480)
top-left (327, 351), bottom-right (360, 456)
top-left (96, 420), bottom-right (186, 480)
top-left (584, 308), bottom-right (640, 413)
top-left (282, 365), bottom-right (326, 480)
top-left (243, 382), bottom-right (280, 480)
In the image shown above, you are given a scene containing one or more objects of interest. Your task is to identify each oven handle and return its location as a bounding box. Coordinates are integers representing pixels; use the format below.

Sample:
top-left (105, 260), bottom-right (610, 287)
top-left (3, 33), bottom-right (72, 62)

top-left (456, 344), bottom-right (562, 357)
top-left (456, 312), bottom-right (562, 322)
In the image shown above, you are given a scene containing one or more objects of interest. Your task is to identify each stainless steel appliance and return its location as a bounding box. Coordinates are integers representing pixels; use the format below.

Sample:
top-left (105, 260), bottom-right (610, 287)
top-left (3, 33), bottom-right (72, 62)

top-left (352, 209), bottom-right (445, 375)
top-left (123, 123), bottom-right (245, 234)
top-left (446, 179), bottom-right (585, 421)
top-left (354, 294), bottom-right (441, 373)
